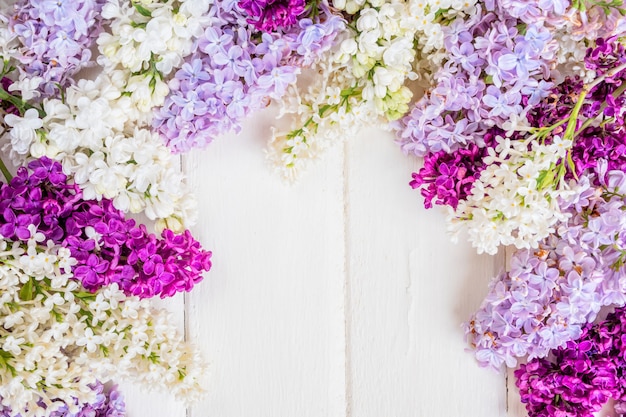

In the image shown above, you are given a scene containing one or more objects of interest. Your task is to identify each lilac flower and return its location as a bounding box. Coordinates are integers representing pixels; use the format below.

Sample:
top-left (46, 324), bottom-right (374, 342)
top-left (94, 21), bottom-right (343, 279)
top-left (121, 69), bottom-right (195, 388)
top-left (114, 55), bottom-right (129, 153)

top-left (155, 0), bottom-right (345, 152)
top-left (394, 2), bottom-right (559, 156)
top-left (520, 78), bottom-right (553, 106)
top-left (523, 25), bottom-right (552, 53)
top-left (0, 209), bottom-right (37, 240)
top-left (465, 166), bottom-right (626, 369)
top-left (256, 66), bottom-right (298, 93)
top-left (515, 308), bottom-right (626, 417)
top-left (409, 131), bottom-right (498, 209)
top-left (213, 45), bottom-right (250, 76)
top-left (296, 18), bottom-right (343, 58)
top-left (497, 42), bottom-right (540, 81)
top-left (170, 91), bottom-right (209, 121)
top-left (9, 0), bottom-right (105, 93)
top-left (176, 59), bottom-right (211, 87)
top-left (0, 158), bottom-right (212, 299)
top-left (450, 41), bottom-right (484, 74)
top-left (0, 381), bottom-right (126, 417)
top-left (200, 28), bottom-right (234, 56)
top-left (238, 0), bottom-right (307, 32)
top-left (74, 254), bottom-right (111, 288)
top-left (482, 85), bottom-right (522, 118)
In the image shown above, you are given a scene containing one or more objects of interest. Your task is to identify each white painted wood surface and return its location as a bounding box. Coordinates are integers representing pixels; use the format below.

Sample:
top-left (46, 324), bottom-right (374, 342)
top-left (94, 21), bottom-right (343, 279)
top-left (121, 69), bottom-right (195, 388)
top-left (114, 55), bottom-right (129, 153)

top-left (122, 112), bottom-right (534, 416)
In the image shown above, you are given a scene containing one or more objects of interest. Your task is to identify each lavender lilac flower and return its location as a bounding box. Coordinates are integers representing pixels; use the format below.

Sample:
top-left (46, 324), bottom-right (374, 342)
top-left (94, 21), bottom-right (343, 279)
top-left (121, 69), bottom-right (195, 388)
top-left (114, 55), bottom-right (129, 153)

top-left (465, 163), bottom-right (626, 369)
top-left (153, 0), bottom-right (344, 152)
top-left (7, 0), bottom-right (105, 93)
top-left (0, 157), bottom-right (212, 299)
top-left (394, 3), bottom-right (556, 156)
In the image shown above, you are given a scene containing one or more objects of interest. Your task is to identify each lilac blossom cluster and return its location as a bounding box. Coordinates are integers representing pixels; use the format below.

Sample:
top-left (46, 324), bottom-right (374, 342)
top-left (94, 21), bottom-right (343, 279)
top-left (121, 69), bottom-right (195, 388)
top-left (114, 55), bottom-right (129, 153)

top-left (528, 37), bottom-right (626, 177)
top-left (0, 157), bottom-right (212, 299)
top-left (0, 383), bottom-right (125, 417)
top-left (394, 3), bottom-right (557, 156)
top-left (515, 307), bottom-right (626, 417)
top-left (409, 35), bottom-right (626, 239)
top-left (7, 0), bottom-right (105, 94)
top-left (153, 0), bottom-right (344, 152)
top-left (465, 162), bottom-right (626, 369)
top-left (238, 0), bottom-right (308, 32)
top-left (409, 129), bottom-right (499, 209)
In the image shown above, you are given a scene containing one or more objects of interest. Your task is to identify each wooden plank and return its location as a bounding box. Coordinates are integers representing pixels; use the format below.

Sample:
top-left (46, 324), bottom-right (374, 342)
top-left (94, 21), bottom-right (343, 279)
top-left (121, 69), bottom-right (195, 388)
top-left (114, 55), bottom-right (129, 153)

top-left (344, 130), bottom-right (508, 416)
top-left (183, 109), bottom-right (347, 417)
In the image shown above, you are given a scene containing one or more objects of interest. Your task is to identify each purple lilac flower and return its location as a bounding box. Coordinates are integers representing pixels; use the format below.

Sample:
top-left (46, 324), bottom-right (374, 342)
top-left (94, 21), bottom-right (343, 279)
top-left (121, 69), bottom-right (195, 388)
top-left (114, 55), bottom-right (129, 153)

top-left (527, 38), bottom-right (626, 176)
top-left (238, 0), bottom-right (307, 32)
top-left (515, 308), bottom-right (626, 417)
top-left (0, 157), bottom-right (212, 299)
top-left (8, 0), bottom-right (105, 94)
top-left (409, 129), bottom-right (499, 209)
top-left (154, 0), bottom-right (345, 152)
top-left (0, 382), bottom-right (125, 417)
top-left (482, 85), bottom-right (522, 118)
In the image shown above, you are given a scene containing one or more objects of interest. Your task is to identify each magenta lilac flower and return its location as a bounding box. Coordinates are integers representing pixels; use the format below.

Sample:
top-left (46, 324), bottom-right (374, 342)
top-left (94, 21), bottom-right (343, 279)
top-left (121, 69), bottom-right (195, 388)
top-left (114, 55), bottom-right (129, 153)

top-left (409, 129), bottom-right (499, 209)
top-left (515, 307), bottom-right (626, 417)
top-left (238, 0), bottom-right (308, 32)
top-left (0, 157), bottom-right (212, 299)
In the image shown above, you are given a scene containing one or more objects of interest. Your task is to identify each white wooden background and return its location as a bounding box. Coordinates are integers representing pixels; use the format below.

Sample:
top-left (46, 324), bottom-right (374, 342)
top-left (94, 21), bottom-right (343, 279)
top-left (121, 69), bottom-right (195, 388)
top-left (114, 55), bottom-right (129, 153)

top-left (119, 110), bottom-right (534, 417)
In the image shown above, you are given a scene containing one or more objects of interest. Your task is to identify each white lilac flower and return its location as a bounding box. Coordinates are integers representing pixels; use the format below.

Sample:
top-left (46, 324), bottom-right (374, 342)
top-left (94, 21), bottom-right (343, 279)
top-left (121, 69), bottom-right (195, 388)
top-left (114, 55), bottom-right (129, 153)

top-left (0, 236), bottom-right (206, 416)
top-left (448, 135), bottom-right (580, 255)
top-left (97, 0), bottom-right (213, 118)
top-left (269, 0), bottom-right (477, 179)
top-left (3, 108), bottom-right (43, 156)
top-left (15, 73), bottom-right (197, 230)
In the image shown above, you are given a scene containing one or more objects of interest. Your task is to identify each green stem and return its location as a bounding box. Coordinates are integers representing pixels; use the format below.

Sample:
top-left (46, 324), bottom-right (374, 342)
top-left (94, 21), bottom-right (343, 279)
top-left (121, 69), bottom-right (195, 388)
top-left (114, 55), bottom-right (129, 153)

top-left (586, 61), bottom-right (626, 90)
top-left (0, 86), bottom-right (44, 118)
top-left (573, 68), bottom-right (626, 139)
top-left (0, 157), bottom-right (12, 182)
top-left (561, 60), bottom-right (626, 140)
top-left (563, 89), bottom-right (588, 140)
top-left (611, 80), bottom-right (626, 103)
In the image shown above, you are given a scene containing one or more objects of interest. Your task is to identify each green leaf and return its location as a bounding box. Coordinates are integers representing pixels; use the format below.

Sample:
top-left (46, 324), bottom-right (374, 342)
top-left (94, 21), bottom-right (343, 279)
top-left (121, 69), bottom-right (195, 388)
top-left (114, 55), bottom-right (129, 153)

top-left (566, 152), bottom-right (578, 179)
top-left (0, 350), bottom-right (16, 376)
top-left (340, 88), bottom-right (354, 97)
top-left (536, 168), bottom-right (555, 190)
top-left (132, 2), bottom-right (152, 17)
top-left (19, 278), bottom-right (34, 301)
top-left (318, 104), bottom-right (331, 116)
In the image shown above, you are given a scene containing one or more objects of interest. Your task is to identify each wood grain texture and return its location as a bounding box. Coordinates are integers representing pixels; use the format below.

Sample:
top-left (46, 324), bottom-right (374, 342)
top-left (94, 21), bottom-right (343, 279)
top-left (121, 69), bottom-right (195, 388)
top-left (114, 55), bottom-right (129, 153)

top-left (344, 130), bottom-right (508, 417)
top-left (183, 110), bottom-right (348, 417)
top-left (121, 116), bottom-right (538, 416)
